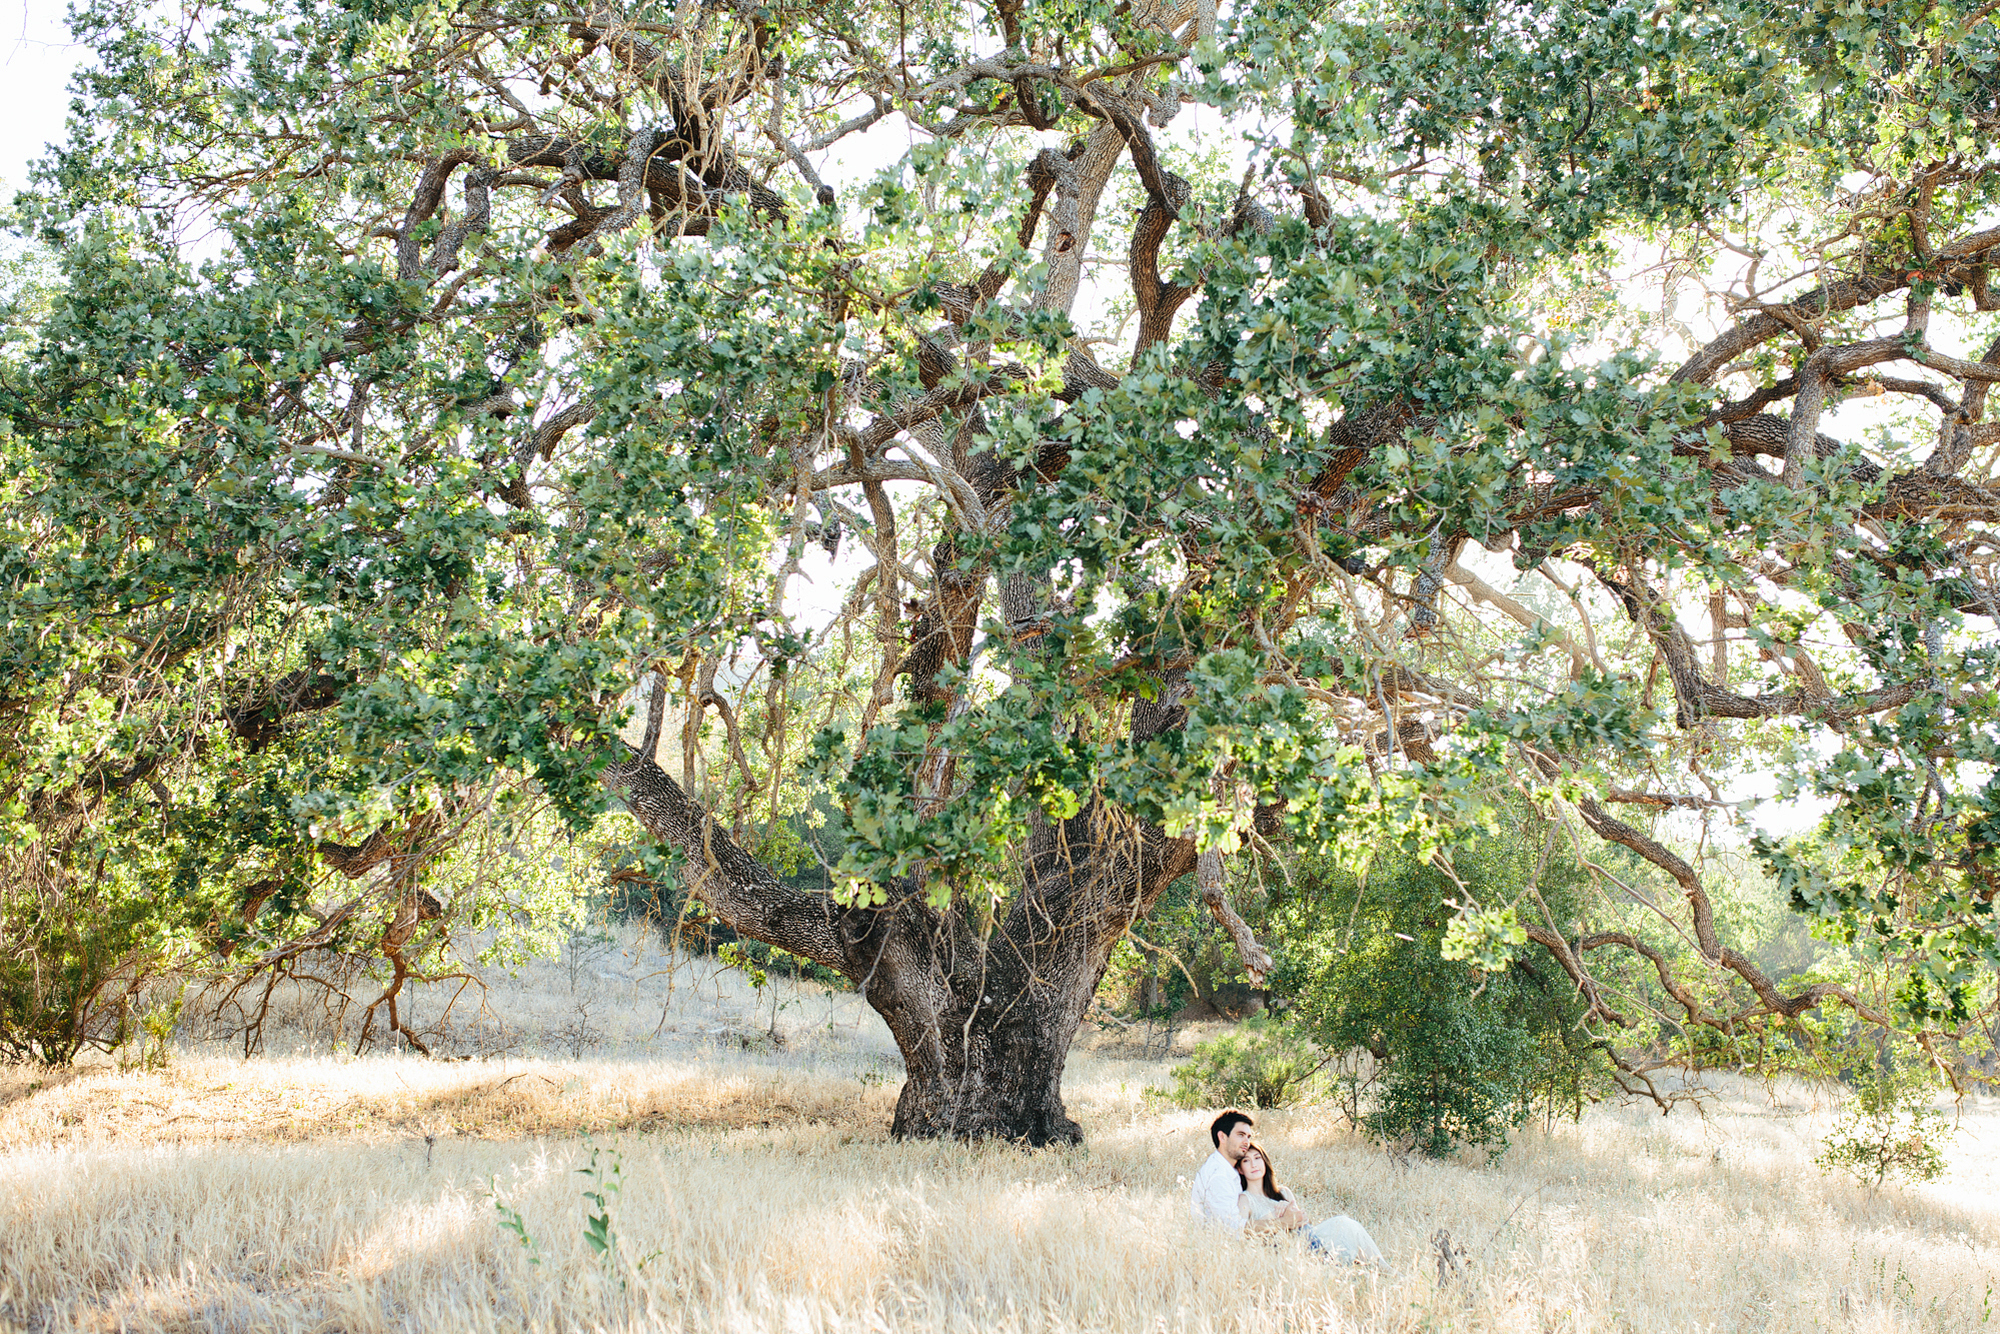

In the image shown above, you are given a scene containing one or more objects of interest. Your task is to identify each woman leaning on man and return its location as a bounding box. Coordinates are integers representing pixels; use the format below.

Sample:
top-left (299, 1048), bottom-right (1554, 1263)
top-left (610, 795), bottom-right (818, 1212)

top-left (1236, 1138), bottom-right (1384, 1265)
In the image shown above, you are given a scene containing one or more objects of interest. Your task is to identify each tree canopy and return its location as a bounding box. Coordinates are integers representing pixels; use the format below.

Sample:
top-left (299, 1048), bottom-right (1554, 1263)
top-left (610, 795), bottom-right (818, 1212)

top-left (4, 0), bottom-right (2000, 1133)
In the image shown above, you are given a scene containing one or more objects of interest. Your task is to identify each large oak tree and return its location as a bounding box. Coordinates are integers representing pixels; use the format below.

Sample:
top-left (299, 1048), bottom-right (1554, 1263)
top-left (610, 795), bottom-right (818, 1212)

top-left (5, 0), bottom-right (2000, 1134)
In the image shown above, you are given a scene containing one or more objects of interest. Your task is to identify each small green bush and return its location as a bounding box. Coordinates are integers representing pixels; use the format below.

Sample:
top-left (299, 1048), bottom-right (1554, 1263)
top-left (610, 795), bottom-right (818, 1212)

top-left (1272, 827), bottom-right (1608, 1158)
top-left (1161, 1019), bottom-right (1322, 1109)
top-left (1816, 1061), bottom-right (1955, 1188)
top-left (0, 879), bottom-right (178, 1065)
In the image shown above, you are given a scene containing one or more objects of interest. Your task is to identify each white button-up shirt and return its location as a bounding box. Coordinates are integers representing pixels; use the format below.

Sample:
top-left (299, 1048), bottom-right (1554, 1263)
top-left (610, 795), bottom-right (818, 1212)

top-left (1189, 1150), bottom-right (1245, 1232)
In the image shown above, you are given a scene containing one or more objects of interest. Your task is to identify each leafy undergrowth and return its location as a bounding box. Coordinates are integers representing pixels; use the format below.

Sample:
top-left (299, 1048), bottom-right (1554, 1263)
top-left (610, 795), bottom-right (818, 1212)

top-left (2, 1047), bottom-right (1997, 1334)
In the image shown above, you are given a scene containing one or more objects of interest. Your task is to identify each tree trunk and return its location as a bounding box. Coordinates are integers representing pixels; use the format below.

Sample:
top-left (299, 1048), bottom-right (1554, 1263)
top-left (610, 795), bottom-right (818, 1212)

top-left (875, 809), bottom-right (1197, 1142)
top-left (609, 750), bottom-right (1194, 1142)
top-left (878, 953), bottom-right (1090, 1143)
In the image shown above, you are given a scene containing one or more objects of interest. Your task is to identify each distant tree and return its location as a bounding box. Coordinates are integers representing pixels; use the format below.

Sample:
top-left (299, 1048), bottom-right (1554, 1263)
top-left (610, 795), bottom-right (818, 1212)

top-left (4, 0), bottom-right (1998, 1132)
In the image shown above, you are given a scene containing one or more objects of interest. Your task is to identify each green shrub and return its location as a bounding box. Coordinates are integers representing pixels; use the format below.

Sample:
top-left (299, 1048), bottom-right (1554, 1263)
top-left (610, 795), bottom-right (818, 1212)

top-left (0, 875), bottom-right (182, 1065)
top-left (1161, 1018), bottom-right (1322, 1109)
top-left (1271, 827), bottom-right (1608, 1158)
top-left (1816, 1059), bottom-right (1955, 1188)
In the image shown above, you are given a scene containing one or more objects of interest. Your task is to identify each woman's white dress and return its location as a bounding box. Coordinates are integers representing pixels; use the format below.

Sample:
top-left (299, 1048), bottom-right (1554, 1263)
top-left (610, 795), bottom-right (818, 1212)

top-left (1240, 1190), bottom-right (1384, 1265)
top-left (1307, 1213), bottom-right (1384, 1265)
top-left (1240, 1191), bottom-right (1293, 1224)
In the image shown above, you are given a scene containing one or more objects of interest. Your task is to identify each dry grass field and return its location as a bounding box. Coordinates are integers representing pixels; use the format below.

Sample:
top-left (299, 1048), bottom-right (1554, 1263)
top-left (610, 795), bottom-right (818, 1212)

top-left (1, 935), bottom-right (1994, 1333)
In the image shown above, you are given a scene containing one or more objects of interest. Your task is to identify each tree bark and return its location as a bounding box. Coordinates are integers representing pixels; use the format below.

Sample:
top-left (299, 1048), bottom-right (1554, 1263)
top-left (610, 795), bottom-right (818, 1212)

top-left (882, 807), bottom-right (1195, 1142)
top-left (606, 751), bottom-right (1194, 1142)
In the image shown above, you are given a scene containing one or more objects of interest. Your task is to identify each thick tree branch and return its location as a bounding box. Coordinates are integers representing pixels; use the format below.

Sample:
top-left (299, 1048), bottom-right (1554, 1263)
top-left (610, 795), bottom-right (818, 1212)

top-left (1672, 223), bottom-right (2000, 386)
top-left (1593, 562), bottom-right (1920, 727)
top-left (1195, 848), bottom-right (1273, 985)
top-left (606, 748), bottom-right (863, 978)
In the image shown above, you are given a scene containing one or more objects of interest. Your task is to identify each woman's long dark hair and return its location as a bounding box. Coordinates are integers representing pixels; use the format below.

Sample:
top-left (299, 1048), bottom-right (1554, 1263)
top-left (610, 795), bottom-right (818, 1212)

top-left (1237, 1142), bottom-right (1285, 1201)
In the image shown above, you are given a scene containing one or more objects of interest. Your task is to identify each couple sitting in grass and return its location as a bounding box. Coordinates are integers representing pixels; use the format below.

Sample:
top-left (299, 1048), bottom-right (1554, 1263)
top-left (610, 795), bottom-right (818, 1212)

top-left (1191, 1109), bottom-right (1384, 1265)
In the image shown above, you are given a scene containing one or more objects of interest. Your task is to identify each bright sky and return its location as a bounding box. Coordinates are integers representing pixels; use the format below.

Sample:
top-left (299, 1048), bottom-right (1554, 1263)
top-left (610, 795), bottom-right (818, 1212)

top-left (1, 2), bottom-right (81, 197)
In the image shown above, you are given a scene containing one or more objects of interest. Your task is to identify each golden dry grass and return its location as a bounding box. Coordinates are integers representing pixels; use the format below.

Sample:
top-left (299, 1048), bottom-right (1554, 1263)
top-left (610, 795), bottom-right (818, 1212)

top-left (0, 931), bottom-right (1990, 1332)
top-left (2, 1039), bottom-right (1995, 1334)
top-left (0, 1053), bottom-right (899, 1150)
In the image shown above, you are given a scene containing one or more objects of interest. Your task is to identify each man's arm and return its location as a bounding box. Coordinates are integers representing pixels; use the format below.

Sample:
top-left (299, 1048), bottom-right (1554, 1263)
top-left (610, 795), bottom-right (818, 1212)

top-left (1193, 1161), bottom-right (1246, 1232)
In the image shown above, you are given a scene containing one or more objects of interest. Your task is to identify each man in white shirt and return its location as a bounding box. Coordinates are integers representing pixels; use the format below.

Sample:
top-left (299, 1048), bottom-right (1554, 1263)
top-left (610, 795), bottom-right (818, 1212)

top-left (1189, 1109), bottom-right (1258, 1232)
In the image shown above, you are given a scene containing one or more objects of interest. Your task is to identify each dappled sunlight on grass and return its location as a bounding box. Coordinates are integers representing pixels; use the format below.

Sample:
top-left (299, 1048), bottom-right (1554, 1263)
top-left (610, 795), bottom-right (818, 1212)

top-left (0, 1050), bottom-right (901, 1152)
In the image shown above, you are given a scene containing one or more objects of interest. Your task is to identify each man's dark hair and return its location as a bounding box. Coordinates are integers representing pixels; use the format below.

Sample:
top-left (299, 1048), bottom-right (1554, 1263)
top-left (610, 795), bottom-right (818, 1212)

top-left (1210, 1109), bottom-right (1254, 1148)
